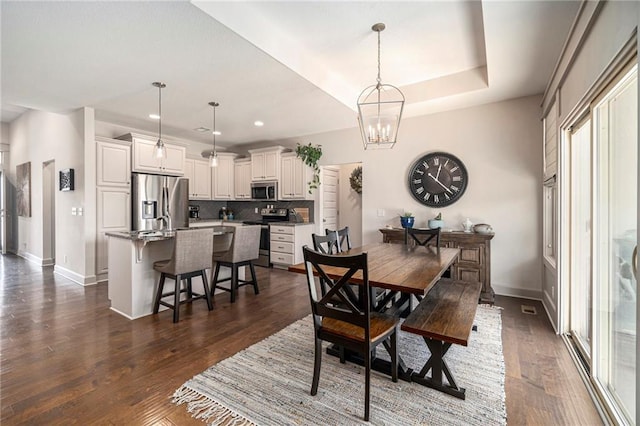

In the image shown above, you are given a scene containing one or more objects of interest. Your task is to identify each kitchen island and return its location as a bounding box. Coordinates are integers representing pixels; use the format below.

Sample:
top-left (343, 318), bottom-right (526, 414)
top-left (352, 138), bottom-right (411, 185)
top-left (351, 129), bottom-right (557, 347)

top-left (106, 225), bottom-right (238, 319)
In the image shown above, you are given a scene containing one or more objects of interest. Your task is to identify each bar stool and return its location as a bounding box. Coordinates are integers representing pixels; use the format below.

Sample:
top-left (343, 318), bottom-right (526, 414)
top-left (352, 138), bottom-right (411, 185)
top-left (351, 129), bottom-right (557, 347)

top-left (211, 225), bottom-right (261, 303)
top-left (152, 228), bottom-right (214, 323)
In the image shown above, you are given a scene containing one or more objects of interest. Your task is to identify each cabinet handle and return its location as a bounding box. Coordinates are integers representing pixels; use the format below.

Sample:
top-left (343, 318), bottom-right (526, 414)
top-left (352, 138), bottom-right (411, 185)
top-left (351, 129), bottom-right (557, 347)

top-left (633, 245), bottom-right (638, 281)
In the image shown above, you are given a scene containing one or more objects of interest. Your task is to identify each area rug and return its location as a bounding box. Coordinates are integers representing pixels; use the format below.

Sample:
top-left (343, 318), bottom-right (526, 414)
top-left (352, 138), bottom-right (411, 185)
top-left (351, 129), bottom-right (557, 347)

top-left (173, 305), bottom-right (506, 425)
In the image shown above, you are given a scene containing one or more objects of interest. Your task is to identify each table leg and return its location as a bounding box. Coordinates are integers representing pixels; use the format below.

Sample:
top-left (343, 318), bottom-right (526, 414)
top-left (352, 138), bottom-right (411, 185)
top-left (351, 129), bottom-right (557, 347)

top-left (411, 337), bottom-right (466, 399)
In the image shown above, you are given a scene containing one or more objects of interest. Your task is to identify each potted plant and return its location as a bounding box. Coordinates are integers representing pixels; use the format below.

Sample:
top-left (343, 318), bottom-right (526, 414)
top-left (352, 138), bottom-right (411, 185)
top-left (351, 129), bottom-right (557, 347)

top-left (428, 212), bottom-right (444, 229)
top-left (295, 142), bottom-right (322, 194)
top-left (400, 212), bottom-right (415, 229)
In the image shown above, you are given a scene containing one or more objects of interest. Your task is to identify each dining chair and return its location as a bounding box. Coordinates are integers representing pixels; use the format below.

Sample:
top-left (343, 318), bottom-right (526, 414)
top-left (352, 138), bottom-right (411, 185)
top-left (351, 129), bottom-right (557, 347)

top-left (312, 231), bottom-right (341, 254)
top-left (152, 228), bottom-right (214, 323)
top-left (406, 227), bottom-right (441, 248)
top-left (325, 226), bottom-right (352, 251)
top-left (302, 246), bottom-right (399, 422)
top-left (210, 225), bottom-right (261, 303)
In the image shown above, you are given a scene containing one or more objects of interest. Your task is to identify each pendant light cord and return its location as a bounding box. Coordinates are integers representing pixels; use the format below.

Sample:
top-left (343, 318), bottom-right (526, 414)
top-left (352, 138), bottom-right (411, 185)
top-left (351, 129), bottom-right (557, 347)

top-left (212, 104), bottom-right (216, 154)
top-left (158, 84), bottom-right (162, 141)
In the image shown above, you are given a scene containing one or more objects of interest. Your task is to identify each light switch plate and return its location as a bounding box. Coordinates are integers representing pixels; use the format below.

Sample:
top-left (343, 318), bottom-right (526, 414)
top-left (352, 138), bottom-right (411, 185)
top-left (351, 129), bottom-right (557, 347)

top-left (377, 209), bottom-right (385, 217)
top-left (78, 207), bottom-right (83, 216)
top-left (71, 207), bottom-right (77, 216)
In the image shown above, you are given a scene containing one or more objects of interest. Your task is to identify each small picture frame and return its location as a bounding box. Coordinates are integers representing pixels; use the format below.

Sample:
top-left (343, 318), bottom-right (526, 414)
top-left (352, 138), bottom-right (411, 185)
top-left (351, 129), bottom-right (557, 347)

top-left (59, 168), bottom-right (74, 191)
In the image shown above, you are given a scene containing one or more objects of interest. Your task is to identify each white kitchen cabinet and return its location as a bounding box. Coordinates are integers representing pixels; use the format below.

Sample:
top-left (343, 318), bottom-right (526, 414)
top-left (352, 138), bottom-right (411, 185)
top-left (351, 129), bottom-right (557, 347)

top-left (270, 223), bottom-right (313, 268)
top-left (249, 146), bottom-right (284, 181)
top-left (184, 158), bottom-right (211, 200)
top-left (280, 152), bottom-right (315, 200)
top-left (212, 153), bottom-right (238, 200)
top-left (117, 133), bottom-right (186, 176)
top-left (96, 137), bottom-right (131, 187)
top-left (234, 159), bottom-right (252, 199)
top-left (97, 187), bottom-right (130, 276)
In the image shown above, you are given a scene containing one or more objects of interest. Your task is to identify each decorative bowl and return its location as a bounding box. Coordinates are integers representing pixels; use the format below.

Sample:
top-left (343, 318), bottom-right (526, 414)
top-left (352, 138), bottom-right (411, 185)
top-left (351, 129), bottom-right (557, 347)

top-left (474, 223), bottom-right (493, 234)
top-left (400, 216), bottom-right (415, 228)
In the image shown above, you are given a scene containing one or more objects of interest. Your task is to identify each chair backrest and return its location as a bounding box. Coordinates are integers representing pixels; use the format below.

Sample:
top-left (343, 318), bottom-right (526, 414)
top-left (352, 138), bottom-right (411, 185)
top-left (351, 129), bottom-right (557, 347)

top-left (302, 246), bottom-right (370, 337)
top-left (325, 226), bottom-right (352, 251)
top-left (214, 225), bottom-right (260, 263)
top-left (169, 228), bottom-right (214, 274)
top-left (407, 227), bottom-right (441, 248)
top-left (312, 232), bottom-right (341, 254)
top-left (212, 226), bottom-right (234, 255)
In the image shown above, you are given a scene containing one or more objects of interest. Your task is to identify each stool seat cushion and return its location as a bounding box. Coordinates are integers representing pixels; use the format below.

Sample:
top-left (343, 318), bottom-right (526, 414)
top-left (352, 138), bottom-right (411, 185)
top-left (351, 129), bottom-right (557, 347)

top-left (153, 259), bottom-right (171, 273)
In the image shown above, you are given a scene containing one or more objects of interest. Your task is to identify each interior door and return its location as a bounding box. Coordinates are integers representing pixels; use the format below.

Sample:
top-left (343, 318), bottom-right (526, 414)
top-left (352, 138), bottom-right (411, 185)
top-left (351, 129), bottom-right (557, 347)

top-left (0, 170), bottom-right (6, 254)
top-left (321, 167), bottom-right (339, 232)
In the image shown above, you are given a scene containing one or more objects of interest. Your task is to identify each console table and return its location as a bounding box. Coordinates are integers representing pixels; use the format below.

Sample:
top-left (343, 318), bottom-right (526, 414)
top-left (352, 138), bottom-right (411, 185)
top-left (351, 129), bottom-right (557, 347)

top-left (379, 228), bottom-right (495, 303)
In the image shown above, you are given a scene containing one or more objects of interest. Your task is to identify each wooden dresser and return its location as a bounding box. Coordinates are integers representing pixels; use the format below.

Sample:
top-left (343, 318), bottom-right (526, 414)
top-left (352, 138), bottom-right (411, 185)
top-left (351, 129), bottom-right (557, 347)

top-left (379, 228), bottom-right (495, 303)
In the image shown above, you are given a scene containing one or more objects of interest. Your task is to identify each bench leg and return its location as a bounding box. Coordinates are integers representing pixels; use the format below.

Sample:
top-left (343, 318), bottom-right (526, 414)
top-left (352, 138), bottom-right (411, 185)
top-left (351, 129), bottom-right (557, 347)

top-left (411, 337), bottom-right (466, 400)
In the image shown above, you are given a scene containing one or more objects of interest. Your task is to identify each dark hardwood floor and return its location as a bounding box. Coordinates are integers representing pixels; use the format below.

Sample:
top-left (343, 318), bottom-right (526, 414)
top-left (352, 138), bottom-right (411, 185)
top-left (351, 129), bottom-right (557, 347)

top-left (1, 254), bottom-right (602, 425)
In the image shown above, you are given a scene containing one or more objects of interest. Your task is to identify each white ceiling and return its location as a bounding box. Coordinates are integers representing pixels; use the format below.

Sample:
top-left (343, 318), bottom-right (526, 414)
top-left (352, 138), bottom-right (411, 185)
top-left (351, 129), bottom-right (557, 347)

top-left (1, 1), bottom-right (580, 148)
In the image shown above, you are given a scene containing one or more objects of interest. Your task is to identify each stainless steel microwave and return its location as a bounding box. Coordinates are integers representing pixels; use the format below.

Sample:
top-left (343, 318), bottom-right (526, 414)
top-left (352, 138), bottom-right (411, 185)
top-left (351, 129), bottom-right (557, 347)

top-left (251, 181), bottom-right (278, 200)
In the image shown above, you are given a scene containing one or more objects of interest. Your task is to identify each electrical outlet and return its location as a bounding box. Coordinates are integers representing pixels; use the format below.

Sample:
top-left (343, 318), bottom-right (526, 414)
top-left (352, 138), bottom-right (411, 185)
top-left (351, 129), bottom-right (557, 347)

top-left (64, 255), bottom-right (68, 264)
top-left (78, 207), bottom-right (83, 216)
top-left (254, 207), bottom-right (259, 213)
top-left (552, 285), bottom-right (555, 298)
top-left (71, 207), bottom-right (77, 216)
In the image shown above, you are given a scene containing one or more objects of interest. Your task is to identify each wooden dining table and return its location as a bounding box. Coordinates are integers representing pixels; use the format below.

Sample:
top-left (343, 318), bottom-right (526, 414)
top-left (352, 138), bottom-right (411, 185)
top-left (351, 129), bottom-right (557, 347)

top-left (288, 242), bottom-right (460, 380)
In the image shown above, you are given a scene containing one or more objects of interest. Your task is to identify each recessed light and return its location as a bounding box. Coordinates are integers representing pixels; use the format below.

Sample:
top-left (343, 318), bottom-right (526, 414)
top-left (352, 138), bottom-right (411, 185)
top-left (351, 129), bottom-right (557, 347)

top-left (212, 130), bottom-right (221, 136)
top-left (254, 120), bottom-right (264, 127)
top-left (194, 127), bottom-right (210, 133)
top-left (149, 114), bottom-right (160, 120)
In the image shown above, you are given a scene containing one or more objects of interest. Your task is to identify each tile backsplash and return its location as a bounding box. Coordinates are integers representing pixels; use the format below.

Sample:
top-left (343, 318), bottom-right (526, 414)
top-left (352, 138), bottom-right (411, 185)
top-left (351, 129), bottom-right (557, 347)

top-left (189, 200), bottom-right (314, 222)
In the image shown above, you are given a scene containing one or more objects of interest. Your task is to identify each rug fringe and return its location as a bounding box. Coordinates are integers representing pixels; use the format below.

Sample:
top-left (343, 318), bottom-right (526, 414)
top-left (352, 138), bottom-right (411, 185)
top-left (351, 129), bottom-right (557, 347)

top-left (172, 386), bottom-right (256, 426)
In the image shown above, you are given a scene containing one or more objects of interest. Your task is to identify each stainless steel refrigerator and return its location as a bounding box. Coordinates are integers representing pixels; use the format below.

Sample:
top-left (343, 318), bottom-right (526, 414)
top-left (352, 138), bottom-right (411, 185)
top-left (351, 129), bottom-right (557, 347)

top-left (131, 173), bottom-right (189, 232)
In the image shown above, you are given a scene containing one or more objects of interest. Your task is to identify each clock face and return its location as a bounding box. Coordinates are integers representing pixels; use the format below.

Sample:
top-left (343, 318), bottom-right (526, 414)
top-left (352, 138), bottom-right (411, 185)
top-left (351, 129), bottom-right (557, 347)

top-left (408, 152), bottom-right (468, 207)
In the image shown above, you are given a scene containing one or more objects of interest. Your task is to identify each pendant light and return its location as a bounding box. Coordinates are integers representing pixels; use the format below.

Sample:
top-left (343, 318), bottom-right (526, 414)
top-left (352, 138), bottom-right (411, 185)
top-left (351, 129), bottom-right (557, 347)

top-left (152, 81), bottom-right (167, 158)
top-left (208, 101), bottom-right (219, 167)
top-left (357, 23), bottom-right (404, 150)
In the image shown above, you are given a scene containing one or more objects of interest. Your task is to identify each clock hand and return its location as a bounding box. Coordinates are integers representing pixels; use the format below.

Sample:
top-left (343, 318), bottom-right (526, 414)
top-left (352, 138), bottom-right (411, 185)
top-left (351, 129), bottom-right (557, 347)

top-left (427, 173), bottom-right (453, 194)
top-left (435, 164), bottom-right (442, 181)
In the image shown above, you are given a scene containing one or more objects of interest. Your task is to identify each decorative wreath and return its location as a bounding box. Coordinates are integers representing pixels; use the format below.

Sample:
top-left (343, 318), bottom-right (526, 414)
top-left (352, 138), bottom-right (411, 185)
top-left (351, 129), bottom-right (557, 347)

top-left (349, 166), bottom-right (362, 194)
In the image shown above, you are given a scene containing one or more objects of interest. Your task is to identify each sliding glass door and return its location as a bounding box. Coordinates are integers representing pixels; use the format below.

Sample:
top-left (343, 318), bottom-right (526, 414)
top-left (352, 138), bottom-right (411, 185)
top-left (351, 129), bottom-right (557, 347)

top-left (592, 65), bottom-right (637, 423)
top-left (565, 64), bottom-right (637, 424)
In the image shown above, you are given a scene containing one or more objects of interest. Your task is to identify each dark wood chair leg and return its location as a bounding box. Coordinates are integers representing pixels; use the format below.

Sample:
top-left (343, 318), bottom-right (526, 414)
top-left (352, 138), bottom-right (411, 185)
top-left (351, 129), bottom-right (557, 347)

top-left (249, 262), bottom-right (259, 294)
top-left (364, 348), bottom-right (371, 422)
top-left (201, 270), bottom-right (213, 311)
top-left (230, 265), bottom-right (237, 303)
top-left (153, 273), bottom-right (166, 314)
top-left (391, 332), bottom-right (398, 383)
top-left (210, 262), bottom-right (221, 297)
top-left (186, 276), bottom-right (193, 299)
top-left (311, 337), bottom-right (322, 396)
top-left (172, 274), bottom-right (181, 323)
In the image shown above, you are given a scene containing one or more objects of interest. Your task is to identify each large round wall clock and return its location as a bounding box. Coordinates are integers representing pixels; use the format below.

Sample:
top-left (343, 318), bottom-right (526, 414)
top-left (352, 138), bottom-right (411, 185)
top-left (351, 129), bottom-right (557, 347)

top-left (407, 151), bottom-right (468, 207)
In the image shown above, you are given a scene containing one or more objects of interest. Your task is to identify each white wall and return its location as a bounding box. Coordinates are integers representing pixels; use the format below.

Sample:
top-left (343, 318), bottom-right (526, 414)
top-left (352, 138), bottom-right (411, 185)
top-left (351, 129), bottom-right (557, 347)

top-left (272, 95), bottom-right (543, 298)
top-left (8, 108), bottom-right (96, 283)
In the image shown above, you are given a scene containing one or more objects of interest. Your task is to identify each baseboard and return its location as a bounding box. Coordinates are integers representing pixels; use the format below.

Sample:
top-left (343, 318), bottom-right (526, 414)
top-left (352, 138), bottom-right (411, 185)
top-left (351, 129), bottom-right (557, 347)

top-left (42, 257), bottom-right (55, 267)
top-left (96, 272), bottom-right (108, 283)
top-left (54, 265), bottom-right (98, 286)
top-left (493, 284), bottom-right (542, 301)
top-left (17, 250), bottom-right (45, 266)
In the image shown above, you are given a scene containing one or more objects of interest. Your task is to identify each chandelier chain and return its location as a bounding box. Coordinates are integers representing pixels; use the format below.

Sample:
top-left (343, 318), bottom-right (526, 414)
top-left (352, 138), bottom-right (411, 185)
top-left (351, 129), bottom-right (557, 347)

top-left (376, 28), bottom-right (381, 85)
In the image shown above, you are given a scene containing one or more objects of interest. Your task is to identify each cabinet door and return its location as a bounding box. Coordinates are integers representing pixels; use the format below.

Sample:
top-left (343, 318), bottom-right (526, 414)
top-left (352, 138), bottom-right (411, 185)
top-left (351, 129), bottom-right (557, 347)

top-left (291, 157), bottom-right (306, 198)
top-left (234, 161), bottom-right (251, 198)
top-left (184, 159), bottom-right (195, 197)
top-left (132, 139), bottom-right (162, 173)
top-left (251, 152), bottom-right (266, 180)
top-left (96, 188), bottom-right (130, 275)
top-left (213, 156), bottom-right (234, 199)
top-left (193, 160), bottom-right (212, 199)
top-left (263, 150), bottom-right (279, 180)
top-left (281, 156), bottom-right (294, 199)
top-left (97, 141), bottom-right (130, 187)
top-left (162, 144), bottom-right (186, 176)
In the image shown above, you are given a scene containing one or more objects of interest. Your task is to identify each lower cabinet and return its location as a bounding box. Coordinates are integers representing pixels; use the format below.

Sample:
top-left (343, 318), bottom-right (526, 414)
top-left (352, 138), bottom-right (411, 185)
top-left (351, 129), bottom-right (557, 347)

top-left (270, 224), bottom-right (313, 268)
top-left (379, 228), bottom-right (494, 303)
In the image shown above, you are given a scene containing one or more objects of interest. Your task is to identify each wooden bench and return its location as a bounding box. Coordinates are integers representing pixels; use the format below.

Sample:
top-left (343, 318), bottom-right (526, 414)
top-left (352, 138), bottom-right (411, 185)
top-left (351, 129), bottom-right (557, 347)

top-left (401, 278), bottom-right (482, 399)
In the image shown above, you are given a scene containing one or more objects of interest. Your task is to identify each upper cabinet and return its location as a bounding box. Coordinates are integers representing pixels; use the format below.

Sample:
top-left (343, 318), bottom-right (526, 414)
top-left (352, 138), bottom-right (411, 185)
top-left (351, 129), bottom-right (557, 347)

top-left (280, 152), bottom-right (315, 200)
top-left (184, 158), bottom-right (212, 200)
top-left (96, 137), bottom-right (131, 187)
top-left (212, 153), bottom-right (238, 200)
top-left (234, 158), bottom-right (252, 199)
top-left (249, 146), bottom-right (284, 181)
top-left (117, 133), bottom-right (186, 176)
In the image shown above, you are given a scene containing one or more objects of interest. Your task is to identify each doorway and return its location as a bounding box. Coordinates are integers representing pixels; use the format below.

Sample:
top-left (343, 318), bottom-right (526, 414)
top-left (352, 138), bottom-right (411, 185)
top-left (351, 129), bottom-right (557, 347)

top-left (320, 164), bottom-right (363, 247)
top-left (42, 160), bottom-right (55, 266)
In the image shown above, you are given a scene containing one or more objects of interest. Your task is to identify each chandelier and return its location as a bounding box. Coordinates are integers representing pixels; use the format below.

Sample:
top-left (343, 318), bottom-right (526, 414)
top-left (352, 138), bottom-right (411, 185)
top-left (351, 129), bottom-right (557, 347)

top-left (357, 23), bottom-right (404, 150)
